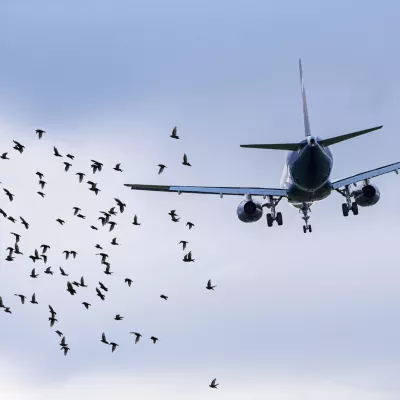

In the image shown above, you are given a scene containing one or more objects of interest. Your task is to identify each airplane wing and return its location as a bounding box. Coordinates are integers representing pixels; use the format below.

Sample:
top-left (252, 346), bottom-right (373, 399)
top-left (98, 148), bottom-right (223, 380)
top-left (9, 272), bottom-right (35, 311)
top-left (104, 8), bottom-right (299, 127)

top-left (331, 161), bottom-right (400, 189)
top-left (124, 184), bottom-right (287, 198)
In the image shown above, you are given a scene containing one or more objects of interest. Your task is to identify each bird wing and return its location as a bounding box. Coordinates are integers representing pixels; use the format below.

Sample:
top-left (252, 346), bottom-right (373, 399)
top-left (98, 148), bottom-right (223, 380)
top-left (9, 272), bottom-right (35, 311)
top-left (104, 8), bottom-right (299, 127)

top-left (183, 154), bottom-right (187, 163)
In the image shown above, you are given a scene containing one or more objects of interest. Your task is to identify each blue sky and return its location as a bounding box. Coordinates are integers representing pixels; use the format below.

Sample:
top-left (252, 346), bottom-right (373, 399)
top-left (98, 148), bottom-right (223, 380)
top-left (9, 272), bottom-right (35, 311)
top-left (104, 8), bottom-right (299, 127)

top-left (1, 1), bottom-right (400, 399)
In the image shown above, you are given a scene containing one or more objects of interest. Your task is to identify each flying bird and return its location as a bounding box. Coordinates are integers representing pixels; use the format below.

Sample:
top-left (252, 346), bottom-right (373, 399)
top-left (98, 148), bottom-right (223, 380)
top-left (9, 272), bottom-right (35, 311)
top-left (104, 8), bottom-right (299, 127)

top-left (125, 278), bottom-right (133, 287)
top-left (36, 171), bottom-right (44, 180)
top-left (113, 163), bottom-right (123, 172)
top-left (96, 288), bottom-right (105, 301)
top-left (3, 188), bottom-right (14, 202)
top-left (66, 281), bottom-right (76, 295)
top-left (44, 266), bottom-right (53, 275)
top-left (14, 294), bottom-right (26, 304)
top-left (186, 222), bottom-right (194, 229)
top-left (99, 282), bottom-right (108, 292)
top-left (1, 152), bottom-right (10, 160)
top-left (63, 250), bottom-right (70, 260)
top-left (206, 279), bottom-right (216, 290)
top-left (56, 218), bottom-right (65, 225)
top-left (108, 221), bottom-right (117, 232)
top-left (130, 332), bottom-right (142, 344)
top-left (36, 129), bottom-right (45, 139)
top-left (158, 164), bottom-right (167, 174)
top-left (59, 267), bottom-right (68, 276)
top-left (132, 215), bottom-right (140, 226)
top-left (114, 198), bottom-right (126, 213)
top-left (53, 146), bottom-right (62, 157)
top-left (179, 240), bottom-right (188, 250)
top-left (66, 154), bottom-right (74, 160)
top-left (40, 244), bottom-right (50, 254)
top-left (61, 346), bottom-right (70, 356)
top-left (110, 342), bottom-right (119, 352)
top-left (72, 207), bottom-right (80, 215)
top-left (111, 237), bottom-right (119, 246)
top-left (101, 333), bottom-right (108, 344)
top-left (209, 379), bottom-right (219, 389)
top-left (170, 126), bottom-right (179, 139)
top-left (82, 302), bottom-right (91, 309)
top-left (37, 191), bottom-right (45, 198)
top-left (64, 162), bottom-right (72, 172)
top-left (160, 294), bottom-right (168, 300)
top-left (30, 293), bottom-right (38, 305)
top-left (76, 172), bottom-right (85, 183)
top-left (20, 216), bottom-right (29, 229)
top-left (183, 251), bottom-right (194, 262)
top-left (55, 330), bottom-right (63, 337)
top-left (150, 336), bottom-right (158, 344)
top-left (30, 268), bottom-right (39, 278)
top-left (114, 314), bottom-right (124, 321)
top-left (39, 180), bottom-right (46, 189)
top-left (182, 153), bottom-right (191, 166)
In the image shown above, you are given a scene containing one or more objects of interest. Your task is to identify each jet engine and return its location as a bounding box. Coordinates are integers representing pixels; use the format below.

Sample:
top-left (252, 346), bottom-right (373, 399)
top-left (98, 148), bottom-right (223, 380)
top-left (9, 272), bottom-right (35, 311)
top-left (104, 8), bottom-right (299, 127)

top-left (353, 184), bottom-right (380, 207)
top-left (237, 199), bottom-right (263, 222)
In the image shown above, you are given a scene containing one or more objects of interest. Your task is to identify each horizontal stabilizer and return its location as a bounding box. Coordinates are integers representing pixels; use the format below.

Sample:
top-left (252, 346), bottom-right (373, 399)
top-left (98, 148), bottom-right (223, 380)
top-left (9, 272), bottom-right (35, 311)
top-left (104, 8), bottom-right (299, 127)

top-left (319, 126), bottom-right (382, 147)
top-left (240, 143), bottom-right (302, 151)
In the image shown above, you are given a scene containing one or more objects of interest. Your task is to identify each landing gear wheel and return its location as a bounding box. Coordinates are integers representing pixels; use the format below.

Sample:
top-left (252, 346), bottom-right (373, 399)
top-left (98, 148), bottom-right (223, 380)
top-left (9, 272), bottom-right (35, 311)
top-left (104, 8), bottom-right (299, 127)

top-left (276, 212), bottom-right (283, 226)
top-left (266, 213), bottom-right (273, 227)
top-left (303, 225), bottom-right (306, 233)
top-left (308, 225), bottom-right (312, 233)
top-left (342, 203), bottom-right (349, 217)
top-left (351, 202), bottom-right (358, 215)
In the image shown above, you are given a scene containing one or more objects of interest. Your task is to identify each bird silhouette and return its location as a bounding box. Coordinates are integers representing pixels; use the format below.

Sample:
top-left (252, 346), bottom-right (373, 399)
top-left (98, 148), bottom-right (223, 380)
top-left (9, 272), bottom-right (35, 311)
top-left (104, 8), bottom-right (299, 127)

top-left (3, 188), bottom-right (14, 201)
top-left (150, 336), bottom-right (158, 344)
top-left (1, 152), bottom-right (10, 160)
top-left (182, 153), bottom-right (191, 166)
top-left (132, 215), bottom-right (141, 225)
top-left (206, 279), bottom-right (216, 290)
top-left (179, 240), bottom-right (188, 250)
top-left (160, 294), bottom-right (168, 300)
top-left (170, 126), bottom-right (179, 139)
top-left (209, 378), bottom-right (219, 389)
top-left (113, 163), bottom-right (123, 172)
top-left (30, 293), bottom-right (38, 305)
top-left (158, 164), bottom-right (167, 174)
top-left (30, 268), bottom-right (39, 278)
top-left (130, 332), bottom-right (142, 344)
top-left (101, 333), bottom-right (109, 344)
top-left (82, 302), bottom-right (91, 309)
top-left (76, 172), bottom-right (85, 183)
top-left (36, 129), bottom-right (45, 139)
top-left (53, 146), bottom-right (62, 157)
top-left (125, 278), bottom-right (133, 287)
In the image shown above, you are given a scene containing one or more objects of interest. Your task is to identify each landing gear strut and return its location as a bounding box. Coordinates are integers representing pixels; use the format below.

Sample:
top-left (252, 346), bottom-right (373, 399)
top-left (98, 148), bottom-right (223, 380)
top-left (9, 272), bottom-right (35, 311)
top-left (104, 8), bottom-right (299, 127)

top-left (300, 202), bottom-right (312, 233)
top-left (335, 185), bottom-right (359, 217)
top-left (263, 196), bottom-right (283, 227)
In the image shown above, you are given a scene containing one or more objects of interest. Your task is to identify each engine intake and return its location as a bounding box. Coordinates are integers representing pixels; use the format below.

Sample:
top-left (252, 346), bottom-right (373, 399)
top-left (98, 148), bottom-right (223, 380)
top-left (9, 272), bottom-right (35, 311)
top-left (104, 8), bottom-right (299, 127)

top-left (353, 184), bottom-right (380, 207)
top-left (237, 200), bottom-right (263, 223)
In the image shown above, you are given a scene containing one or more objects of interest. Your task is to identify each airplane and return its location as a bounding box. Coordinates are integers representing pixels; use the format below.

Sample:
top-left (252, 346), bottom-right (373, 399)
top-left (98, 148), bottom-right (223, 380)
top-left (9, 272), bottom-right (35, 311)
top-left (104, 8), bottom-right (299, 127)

top-left (125, 59), bottom-right (400, 233)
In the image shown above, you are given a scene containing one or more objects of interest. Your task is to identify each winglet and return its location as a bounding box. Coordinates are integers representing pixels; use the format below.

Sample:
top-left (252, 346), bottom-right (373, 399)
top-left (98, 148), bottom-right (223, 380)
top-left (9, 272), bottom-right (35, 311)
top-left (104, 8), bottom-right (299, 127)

top-left (299, 58), bottom-right (311, 137)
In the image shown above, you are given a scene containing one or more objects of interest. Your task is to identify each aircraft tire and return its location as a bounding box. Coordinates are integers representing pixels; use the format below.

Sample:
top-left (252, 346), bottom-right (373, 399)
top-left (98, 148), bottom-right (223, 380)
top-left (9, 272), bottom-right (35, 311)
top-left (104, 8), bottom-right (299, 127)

top-left (308, 225), bottom-right (312, 232)
top-left (342, 203), bottom-right (349, 217)
top-left (276, 212), bottom-right (283, 226)
top-left (351, 202), bottom-right (359, 215)
top-left (303, 225), bottom-right (307, 233)
top-left (266, 213), bottom-right (273, 227)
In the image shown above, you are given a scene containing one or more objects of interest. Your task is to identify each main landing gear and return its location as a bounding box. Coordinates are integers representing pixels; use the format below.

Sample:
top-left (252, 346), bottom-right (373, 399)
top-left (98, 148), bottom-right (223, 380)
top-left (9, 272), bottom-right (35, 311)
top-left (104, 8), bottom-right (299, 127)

top-left (335, 185), bottom-right (359, 217)
top-left (300, 202), bottom-right (312, 233)
top-left (263, 196), bottom-right (283, 227)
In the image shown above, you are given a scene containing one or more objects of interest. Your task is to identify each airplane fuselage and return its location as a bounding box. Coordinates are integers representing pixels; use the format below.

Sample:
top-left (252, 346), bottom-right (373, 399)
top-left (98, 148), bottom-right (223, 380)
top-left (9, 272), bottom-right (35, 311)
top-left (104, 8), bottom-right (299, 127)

top-left (280, 135), bottom-right (333, 206)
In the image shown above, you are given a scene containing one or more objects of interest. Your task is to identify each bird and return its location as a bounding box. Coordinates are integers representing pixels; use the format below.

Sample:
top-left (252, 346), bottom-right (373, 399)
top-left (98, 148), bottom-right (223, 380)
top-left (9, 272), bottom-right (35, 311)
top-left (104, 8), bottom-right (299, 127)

top-left (168, 210), bottom-right (177, 218)
top-left (3, 188), bottom-right (14, 201)
top-left (111, 237), bottom-right (119, 246)
top-left (125, 278), bottom-right (133, 287)
top-left (60, 337), bottom-right (68, 347)
top-left (82, 302), bottom-right (91, 309)
top-left (114, 314), bottom-right (123, 321)
top-left (63, 250), bottom-right (70, 260)
top-left (39, 180), bottom-right (46, 189)
top-left (95, 244), bottom-right (103, 250)
top-left (66, 154), bottom-right (74, 160)
top-left (64, 162), bottom-right (72, 172)
top-left (160, 294), bottom-right (168, 300)
top-left (61, 346), bottom-right (70, 356)
top-left (4, 307), bottom-right (12, 314)
top-left (110, 342), bottom-right (119, 352)
top-left (37, 191), bottom-right (45, 198)
top-left (108, 221), bottom-right (117, 232)
top-left (59, 267), bottom-right (68, 276)
top-left (53, 146), bottom-right (62, 157)
top-left (209, 379), bottom-right (219, 389)
top-left (108, 207), bottom-right (117, 215)
top-left (72, 207), bottom-right (80, 215)
top-left (101, 333), bottom-right (108, 344)
top-left (30, 268), bottom-right (39, 278)
top-left (186, 222), bottom-right (194, 229)
top-left (113, 163), bottom-right (123, 172)
top-left (0, 297), bottom-right (4, 308)
top-left (96, 253), bottom-right (109, 263)
top-left (96, 288), bottom-right (105, 301)
top-left (132, 215), bottom-right (141, 226)
top-left (150, 336), bottom-right (158, 344)
top-left (130, 332), bottom-right (142, 344)
top-left (36, 129), bottom-right (45, 139)
top-left (49, 317), bottom-right (58, 327)
top-left (77, 214), bottom-right (86, 219)
top-left (171, 216), bottom-right (180, 222)
top-left (70, 250), bottom-right (77, 259)
top-left (182, 153), bottom-right (191, 166)
top-left (55, 330), bottom-right (63, 337)
top-left (30, 293), bottom-right (38, 305)
top-left (206, 279), bottom-right (216, 290)
top-left (56, 218), bottom-right (65, 225)
top-left (183, 251), bottom-right (195, 262)
top-left (36, 171), bottom-right (44, 180)
top-left (44, 266), bottom-right (53, 275)
top-left (80, 277), bottom-right (87, 287)
top-left (14, 294), bottom-right (26, 304)
top-left (104, 265), bottom-right (113, 275)
top-left (11, 232), bottom-right (21, 243)
top-left (170, 126), bottom-right (179, 139)
top-left (99, 282), bottom-right (108, 292)
top-left (20, 216), bottom-right (29, 229)
top-left (158, 164), bottom-right (167, 174)
top-left (76, 172), bottom-right (85, 183)
top-left (13, 140), bottom-right (25, 153)
top-left (90, 225), bottom-right (98, 230)
top-left (41, 254), bottom-right (48, 264)
top-left (66, 281), bottom-right (76, 295)
top-left (1, 152), bottom-right (10, 160)
top-left (0, 209), bottom-right (7, 218)
top-left (49, 305), bottom-right (57, 317)
top-left (7, 216), bottom-right (16, 223)
top-left (114, 198), bottom-right (126, 213)
top-left (179, 240), bottom-right (188, 250)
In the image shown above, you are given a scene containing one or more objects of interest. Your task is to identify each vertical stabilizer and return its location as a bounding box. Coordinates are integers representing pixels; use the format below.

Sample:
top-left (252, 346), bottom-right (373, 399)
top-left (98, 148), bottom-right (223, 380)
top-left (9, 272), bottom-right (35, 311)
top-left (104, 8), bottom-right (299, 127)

top-left (299, 58), bottom-right (311, 137)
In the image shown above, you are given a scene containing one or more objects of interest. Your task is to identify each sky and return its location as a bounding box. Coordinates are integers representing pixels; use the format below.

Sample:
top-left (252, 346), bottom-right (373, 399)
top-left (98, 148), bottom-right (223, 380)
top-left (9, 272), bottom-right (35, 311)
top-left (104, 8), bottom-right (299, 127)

top-left (1, 0), bottom-right (400, 399)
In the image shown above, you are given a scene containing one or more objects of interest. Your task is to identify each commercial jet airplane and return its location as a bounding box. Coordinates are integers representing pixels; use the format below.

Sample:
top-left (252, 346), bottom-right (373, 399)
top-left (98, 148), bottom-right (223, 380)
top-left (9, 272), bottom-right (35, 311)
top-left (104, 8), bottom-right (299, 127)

top-left (125, 60), bottom-right (400, 233)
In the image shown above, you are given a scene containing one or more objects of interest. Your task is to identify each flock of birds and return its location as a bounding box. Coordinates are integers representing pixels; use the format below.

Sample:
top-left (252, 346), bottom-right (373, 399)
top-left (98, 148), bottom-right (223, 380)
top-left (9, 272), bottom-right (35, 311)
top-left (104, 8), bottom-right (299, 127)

top-left (0, 127), bottom-right (219, 389)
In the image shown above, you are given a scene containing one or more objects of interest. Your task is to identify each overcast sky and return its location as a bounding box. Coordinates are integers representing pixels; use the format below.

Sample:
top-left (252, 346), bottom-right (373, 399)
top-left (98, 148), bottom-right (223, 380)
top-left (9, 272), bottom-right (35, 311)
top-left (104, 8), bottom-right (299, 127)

top-left (1, 1), bottom-right (400, 399)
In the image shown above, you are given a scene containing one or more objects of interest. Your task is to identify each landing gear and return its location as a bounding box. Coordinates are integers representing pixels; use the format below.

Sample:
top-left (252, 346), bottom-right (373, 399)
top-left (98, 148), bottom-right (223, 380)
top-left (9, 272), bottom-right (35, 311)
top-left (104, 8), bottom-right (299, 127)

top-left (337, 185), bottom-right (359, 217)
top-left (300, 202), bottom-right (312, 233)
top-left (263, 196), bottom-right (283, 227)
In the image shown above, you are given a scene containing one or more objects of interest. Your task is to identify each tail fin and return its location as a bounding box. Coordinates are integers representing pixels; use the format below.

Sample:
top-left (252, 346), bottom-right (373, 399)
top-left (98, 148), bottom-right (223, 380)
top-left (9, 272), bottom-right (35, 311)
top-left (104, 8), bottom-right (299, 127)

top-left (299, 58), bottom-right (311, 137)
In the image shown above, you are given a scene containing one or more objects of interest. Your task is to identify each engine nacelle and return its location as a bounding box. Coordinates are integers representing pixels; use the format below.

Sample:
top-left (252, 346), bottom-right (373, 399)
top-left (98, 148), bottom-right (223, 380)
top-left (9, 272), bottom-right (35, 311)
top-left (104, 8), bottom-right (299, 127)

top-left (353, 184), bottom-right (380, 207)
top-left (237, 200), bottom-right (263, 223)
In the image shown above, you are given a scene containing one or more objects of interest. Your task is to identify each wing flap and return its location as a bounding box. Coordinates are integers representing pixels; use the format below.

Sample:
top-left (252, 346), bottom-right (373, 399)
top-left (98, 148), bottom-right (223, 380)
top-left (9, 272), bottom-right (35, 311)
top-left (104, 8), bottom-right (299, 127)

top-left (331, 161), bottom-right (400, 189)
top-left (124, 184), bottom-right (287, 197)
